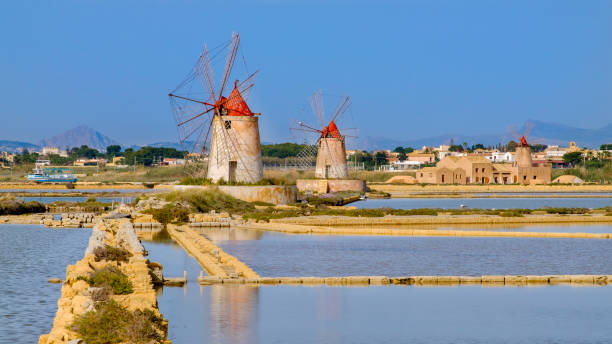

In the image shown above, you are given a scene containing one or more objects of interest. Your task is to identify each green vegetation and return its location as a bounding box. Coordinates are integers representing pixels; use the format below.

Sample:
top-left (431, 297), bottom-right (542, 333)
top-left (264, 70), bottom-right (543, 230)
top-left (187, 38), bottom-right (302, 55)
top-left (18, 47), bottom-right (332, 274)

top-left (78, 266), bottom-right (133, 295)
top-left (49, 199), bottom-right (110, 213)
top-left (241, 204), bottom-right (603, 222)
top-left (0, 195), bottom-right (45, 215)
top-left (70, 300), bottom-right (165, 344)
top-left (93, 245), bottom-right (133, 263)
top-left (168, 188), bottom-right (254, 214)
top-left (261, 143), bottom-right (311, 158)
top-left (552, 161), bottom-right (612, 183)
top-left (142, 204), bottom-right (190, 226)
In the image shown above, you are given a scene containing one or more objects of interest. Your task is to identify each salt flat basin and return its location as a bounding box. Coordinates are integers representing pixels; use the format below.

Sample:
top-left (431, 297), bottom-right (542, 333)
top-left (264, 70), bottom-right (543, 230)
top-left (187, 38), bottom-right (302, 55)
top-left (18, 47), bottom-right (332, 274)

top-left (0, 225), bottom-right (91, 343)
top-left (143, 239), bottom-right (612, 344)
top-left (18, 196), bottom-right (134, 204)
top-left (0, 188), bottom-right (155, 193)
top-left (354, 197), bottom-right (612, 209)
top-left (200, 227), bottom-right (612, 277)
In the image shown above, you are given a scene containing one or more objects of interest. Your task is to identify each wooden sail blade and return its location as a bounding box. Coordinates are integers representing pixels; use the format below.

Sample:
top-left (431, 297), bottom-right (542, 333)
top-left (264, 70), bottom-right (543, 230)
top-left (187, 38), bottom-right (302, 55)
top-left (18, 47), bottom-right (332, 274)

top-left (219, 32), bottom-right (240, 98)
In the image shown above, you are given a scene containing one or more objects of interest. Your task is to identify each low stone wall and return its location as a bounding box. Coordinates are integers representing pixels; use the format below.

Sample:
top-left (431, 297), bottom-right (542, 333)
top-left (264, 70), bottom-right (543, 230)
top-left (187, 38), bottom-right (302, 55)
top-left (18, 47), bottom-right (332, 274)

top-left (0, 213), bottom-right (98, 228)
top-left (199, 274), bottom-right (612, 287)
top-left (167, 224), bottom-right (259, 279)
top-left (173, 185), bottom-right (297, 205)
top-left (269, 214), bottom-right (612, 227)
top-left (296, 179), bottom-right (366, 193)
top-left (238, 221), bottom-right (612, 239)
top-left (39, 220), bottom-right (167, 344)
top-left (370, 183), bottom-right (612, 196)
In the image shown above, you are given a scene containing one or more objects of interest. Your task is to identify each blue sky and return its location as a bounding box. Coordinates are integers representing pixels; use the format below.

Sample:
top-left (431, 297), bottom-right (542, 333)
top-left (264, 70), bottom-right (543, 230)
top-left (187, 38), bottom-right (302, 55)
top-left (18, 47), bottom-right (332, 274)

top-left (1, 0), bottom-right (610, 146)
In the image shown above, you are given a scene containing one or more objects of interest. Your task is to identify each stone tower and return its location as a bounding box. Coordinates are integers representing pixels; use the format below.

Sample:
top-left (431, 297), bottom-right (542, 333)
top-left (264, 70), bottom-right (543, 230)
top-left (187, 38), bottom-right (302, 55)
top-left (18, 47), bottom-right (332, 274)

top-left (514, 136), bottom-right (533, 168)
top-left (315, 120), bottom-right (348, 179)
top-left (207, 84), bottom-right (263, 183)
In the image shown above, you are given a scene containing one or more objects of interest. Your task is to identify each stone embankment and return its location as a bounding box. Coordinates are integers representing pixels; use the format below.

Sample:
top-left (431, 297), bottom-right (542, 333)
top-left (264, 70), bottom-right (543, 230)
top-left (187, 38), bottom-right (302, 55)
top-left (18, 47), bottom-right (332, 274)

top-left (370, 183), bottom-right (612, 197)
top-left (39, 220), bottom-right (167, 344)
top-left (0, 213), bottom-right (98, 228)
top-left (269, 214), bottom-right (612, 227)
top-left (198, 274), bottom-right (612, 287)
top-left (166, 224), bottom-right (259, 279)
top-left (237, 221), bottom-right (612, 239)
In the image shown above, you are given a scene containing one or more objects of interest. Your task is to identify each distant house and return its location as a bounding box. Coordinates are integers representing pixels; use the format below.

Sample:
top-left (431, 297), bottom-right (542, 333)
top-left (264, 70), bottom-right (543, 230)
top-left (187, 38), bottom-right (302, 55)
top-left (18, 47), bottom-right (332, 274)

top-left (74, 158), bottom-right (107, 166)
top-left (406, 153), bottom-right (435, 164)
top-left (160, 158), bottom-right (186, 166)
top-left (415, 137), bottom-right (551, 184)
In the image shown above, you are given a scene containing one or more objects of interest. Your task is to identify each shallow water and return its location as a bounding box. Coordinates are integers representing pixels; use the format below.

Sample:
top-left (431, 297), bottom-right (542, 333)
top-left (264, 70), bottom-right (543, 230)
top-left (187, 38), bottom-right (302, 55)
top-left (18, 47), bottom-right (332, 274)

top-left (0, 224), bottom-right (91, 343)
top-left (0, 188), bottom-right (154, 193)
top-left (143, 239), bottom-right (612, 344)
top-left (18, 196), bottom-right (134, 204)
top-left (354, 197), bottom-right (612, 209)
top-left (203, 228), bottom-right (612, 277)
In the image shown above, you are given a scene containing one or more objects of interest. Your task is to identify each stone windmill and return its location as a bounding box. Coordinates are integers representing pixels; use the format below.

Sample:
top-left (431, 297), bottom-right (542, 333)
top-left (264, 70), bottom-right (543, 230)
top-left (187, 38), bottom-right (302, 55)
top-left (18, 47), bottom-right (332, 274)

top-left (292, 90), bottom-right (356, 179)
top-left (169, 33), bottom-right (263, 183)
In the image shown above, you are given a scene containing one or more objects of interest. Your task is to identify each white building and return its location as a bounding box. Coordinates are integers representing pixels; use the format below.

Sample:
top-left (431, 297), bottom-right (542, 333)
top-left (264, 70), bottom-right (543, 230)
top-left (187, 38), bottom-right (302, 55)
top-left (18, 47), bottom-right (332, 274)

top-left (391, 160), bottom-right (422, 170)
top-left (487, 151), bottom-right (514, 163)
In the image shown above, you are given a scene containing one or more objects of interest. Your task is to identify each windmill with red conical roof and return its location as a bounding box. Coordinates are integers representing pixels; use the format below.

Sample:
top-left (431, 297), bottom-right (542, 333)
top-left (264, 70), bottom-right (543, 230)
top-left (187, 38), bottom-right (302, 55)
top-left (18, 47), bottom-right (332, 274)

top-left (168, 33), bottom-right (263, 183)
top-left (291, 90), bottom-right (357, 179)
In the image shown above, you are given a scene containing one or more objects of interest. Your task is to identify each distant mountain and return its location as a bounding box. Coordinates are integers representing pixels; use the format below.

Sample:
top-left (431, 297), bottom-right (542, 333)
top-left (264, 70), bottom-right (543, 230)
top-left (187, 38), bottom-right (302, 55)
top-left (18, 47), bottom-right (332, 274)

top-left (0, 140), bottom-right (39, 153)
top-left (38, 125), bottom-right (120, 152)
top-left (355, 120), bottom-right (611, 151)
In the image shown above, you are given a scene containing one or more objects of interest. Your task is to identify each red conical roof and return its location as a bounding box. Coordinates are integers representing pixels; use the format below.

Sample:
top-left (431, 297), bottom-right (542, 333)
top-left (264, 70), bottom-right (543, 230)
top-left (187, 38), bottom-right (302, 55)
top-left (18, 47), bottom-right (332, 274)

top-left (320, 120), bottom-right (342, 139)
top-left (519, 135), bottom-right (529, 147)
top-left (224, 81), bottom-right (252, 116)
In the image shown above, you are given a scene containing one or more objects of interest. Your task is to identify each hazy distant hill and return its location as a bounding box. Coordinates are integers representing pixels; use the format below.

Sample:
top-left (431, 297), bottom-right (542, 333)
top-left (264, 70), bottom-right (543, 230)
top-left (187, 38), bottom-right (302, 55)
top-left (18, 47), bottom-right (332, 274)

top-left (355, 120), bottom-right (612, 150)
top-left (0, 140), bottom-right (40, 153)
top-left (38, 125), bottom-right (120, 152)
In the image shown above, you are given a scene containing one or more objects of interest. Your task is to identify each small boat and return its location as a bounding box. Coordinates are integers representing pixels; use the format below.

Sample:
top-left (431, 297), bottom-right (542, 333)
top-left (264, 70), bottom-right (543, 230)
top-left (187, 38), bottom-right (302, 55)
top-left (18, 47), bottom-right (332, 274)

top-left (27, 162), bottom-right (77, 183)
top-left (460, 204), bottom-right (468, 208)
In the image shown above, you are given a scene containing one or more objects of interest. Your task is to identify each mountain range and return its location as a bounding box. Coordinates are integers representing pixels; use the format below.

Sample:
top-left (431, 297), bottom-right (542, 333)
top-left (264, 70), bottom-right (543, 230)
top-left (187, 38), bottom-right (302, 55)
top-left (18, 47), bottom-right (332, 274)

top-left (1, 120), bottom-right (610, 153)
top-left (352, 120), bottom-right (612, 150)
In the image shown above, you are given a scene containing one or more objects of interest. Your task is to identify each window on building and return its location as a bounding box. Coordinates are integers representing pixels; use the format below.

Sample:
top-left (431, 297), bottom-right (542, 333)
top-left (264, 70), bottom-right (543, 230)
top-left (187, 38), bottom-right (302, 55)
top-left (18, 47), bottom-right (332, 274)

top-left (533, 175), bottom-right (536, 180)
top-left (224, 120), bottom-right (231, 129)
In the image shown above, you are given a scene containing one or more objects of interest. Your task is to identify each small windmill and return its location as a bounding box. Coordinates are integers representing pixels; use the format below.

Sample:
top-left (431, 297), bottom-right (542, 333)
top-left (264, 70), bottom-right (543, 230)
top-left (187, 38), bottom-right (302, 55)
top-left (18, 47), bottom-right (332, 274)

top-left (291, 90), bottom-right (356, 179)
top-left (168, 33), bottom-right (263, 183)
top-left (507, 122), bottom-right (536, 168)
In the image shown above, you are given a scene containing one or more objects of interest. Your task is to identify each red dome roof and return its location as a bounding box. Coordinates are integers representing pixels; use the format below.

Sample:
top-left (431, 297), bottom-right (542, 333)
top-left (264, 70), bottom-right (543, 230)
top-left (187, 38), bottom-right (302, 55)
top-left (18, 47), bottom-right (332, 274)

top-left (320, 120), bottom-right (342, 139)
top-left (224, 81), bottom-right (252, 116)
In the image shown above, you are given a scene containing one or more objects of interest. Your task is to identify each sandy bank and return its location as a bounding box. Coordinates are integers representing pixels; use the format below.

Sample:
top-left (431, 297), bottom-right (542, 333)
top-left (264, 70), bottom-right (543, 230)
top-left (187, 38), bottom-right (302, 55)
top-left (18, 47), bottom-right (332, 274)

top-left (370, 184), bottom-right (612, 197)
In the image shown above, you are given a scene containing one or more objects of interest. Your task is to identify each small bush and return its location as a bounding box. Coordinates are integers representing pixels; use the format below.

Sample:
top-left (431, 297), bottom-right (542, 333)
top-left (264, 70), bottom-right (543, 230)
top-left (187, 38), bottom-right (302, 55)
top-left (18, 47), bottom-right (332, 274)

top-left (70, 300), bottom-right (165, 344)
top-left (93, 245), bottom-right (132, 263)
top-left (544, 207), bottom-right (589, 215)
top-left (142, 204), bottom-right (190, 226)
top-left (79, 266), bottom-right (133, 295)
top-left (499, 211), bottom-right (524, 217)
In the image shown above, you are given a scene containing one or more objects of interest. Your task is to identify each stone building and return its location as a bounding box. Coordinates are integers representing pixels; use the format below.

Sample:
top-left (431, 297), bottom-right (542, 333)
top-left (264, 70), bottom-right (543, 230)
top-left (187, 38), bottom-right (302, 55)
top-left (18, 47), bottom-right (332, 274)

top-left (415, 136), bottom-right (551, 184)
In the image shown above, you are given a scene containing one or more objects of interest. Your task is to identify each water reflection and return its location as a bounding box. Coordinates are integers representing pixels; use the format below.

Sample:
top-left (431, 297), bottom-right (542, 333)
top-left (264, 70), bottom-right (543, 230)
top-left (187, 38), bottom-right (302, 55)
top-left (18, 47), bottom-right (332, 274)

top-left (203, 227), bottom-right (612, 277)
top-left (0, 225), bottom-right (91, 343)
top-left (143, 236), bottom-right (612, 344)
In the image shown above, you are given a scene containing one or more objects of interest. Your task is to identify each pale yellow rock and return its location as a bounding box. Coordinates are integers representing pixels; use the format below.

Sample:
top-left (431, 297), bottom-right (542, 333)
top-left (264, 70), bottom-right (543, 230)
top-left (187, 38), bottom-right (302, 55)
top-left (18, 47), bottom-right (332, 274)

top-left (279, 277), bottom-right (303, 284)
top-left (570, 275), bottom-right (595, 285)
top-left (549, 275), bottom-right (571, 284)
top-left (437, 276), bottom-right (461, 285)
top-left (346, 276), bottom-right (370, 285)
top-left (301, 277), bottom-right (324, 285)
top-left (504, 276), bottom-right (527, 286)
top-left (414, 276), bottom-right (438, 285)
top-left (526, 275), bottom-right (550, 285)
top-left (324, 277), bottom-right (347, 286)
top-left (369, 276), bottom-right (390, 285)
top-left (258, 277), bottom-right (281, 285)
top-left (481, 275), bottom-right (505, 284)
top-left (459, 276), bottom-right (482, 284)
